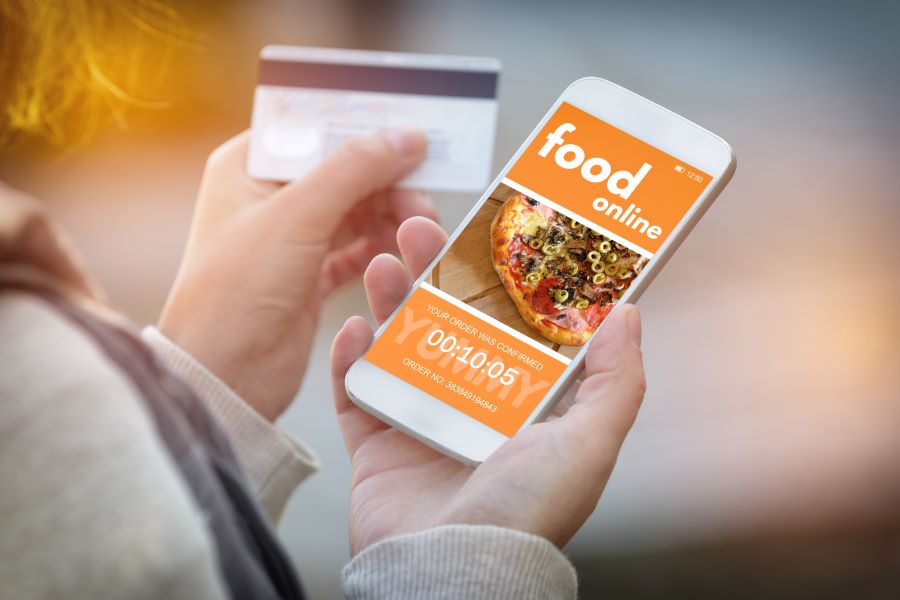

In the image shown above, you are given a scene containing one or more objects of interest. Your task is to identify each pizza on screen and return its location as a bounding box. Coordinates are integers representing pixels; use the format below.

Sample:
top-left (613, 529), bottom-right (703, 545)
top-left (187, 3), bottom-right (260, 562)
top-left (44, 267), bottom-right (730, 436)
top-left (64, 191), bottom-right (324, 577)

top-left (489, 185), bottom-right (647, 351)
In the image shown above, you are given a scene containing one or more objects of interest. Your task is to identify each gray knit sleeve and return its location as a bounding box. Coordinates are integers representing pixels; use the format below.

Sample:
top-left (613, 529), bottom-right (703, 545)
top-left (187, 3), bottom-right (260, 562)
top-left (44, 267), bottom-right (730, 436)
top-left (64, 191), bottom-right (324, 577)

top-left (341, 525), bottom-right (577, 599)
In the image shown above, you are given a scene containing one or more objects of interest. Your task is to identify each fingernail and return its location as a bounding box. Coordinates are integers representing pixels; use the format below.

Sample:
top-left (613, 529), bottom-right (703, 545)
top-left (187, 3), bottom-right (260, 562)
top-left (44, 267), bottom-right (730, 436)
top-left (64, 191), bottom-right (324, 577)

top-left (384, 129), bottom-right (426, 157)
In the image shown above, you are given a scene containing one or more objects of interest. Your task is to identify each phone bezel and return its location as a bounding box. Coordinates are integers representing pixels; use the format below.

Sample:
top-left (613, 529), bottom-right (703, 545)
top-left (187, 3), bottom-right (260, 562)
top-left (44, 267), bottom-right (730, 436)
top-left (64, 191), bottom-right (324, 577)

top-left (345, 77), bottom-right (736, 465)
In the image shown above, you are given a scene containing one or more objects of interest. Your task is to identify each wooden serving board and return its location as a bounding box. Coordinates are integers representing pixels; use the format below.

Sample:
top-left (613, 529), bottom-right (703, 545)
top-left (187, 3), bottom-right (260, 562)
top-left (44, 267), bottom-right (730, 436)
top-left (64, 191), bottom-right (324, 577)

top-left (430, 185), bottom-right (581, 359)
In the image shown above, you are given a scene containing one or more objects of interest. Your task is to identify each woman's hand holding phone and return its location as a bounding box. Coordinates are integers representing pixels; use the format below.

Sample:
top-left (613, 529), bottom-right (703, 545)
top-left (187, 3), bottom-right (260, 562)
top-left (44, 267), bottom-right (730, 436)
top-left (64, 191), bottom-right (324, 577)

top-left (331, 216), bottom-right (646, 555)
top-left (159, 129), bottom-right (435, 421)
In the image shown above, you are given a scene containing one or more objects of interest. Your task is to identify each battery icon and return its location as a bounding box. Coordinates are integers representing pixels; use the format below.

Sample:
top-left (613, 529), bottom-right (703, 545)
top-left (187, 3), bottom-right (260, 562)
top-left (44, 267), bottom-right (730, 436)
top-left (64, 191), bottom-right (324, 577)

top-left (674, 165), bottom-right (685, 173)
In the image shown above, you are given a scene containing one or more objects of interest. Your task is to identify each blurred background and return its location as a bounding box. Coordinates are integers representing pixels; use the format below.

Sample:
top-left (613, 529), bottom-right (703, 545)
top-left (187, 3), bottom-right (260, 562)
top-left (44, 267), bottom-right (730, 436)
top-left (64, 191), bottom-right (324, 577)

top-left (2, 0), bottom-right (899, 597)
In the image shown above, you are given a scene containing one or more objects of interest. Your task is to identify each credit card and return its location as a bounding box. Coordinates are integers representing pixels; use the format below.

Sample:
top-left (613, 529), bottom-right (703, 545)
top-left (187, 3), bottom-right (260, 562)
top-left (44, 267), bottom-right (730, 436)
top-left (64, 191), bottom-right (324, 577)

top-left (246, 46), bottom-right (501, 192)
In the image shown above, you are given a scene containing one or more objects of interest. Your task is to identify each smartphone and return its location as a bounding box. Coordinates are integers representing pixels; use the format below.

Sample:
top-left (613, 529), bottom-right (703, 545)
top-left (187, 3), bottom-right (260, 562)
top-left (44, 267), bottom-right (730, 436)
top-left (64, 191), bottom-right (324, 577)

top-left (346, 78), bottom-right (736, 465)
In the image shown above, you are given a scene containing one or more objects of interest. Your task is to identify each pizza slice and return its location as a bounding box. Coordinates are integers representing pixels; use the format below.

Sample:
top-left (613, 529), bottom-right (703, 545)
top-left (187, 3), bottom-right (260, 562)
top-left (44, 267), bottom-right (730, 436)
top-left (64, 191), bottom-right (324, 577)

top-left (490, 192), bottom-right (647, 346)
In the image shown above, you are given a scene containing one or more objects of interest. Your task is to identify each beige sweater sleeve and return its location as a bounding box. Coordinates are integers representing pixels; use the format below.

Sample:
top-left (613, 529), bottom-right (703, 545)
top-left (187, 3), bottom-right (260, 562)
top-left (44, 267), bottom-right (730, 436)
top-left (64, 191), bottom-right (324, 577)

top-left (0, 293), bottom-right (227, 599)
top-left (141, 327), bottom-right (318, 523)
top-left (342, 525), bottom-right (578, 599)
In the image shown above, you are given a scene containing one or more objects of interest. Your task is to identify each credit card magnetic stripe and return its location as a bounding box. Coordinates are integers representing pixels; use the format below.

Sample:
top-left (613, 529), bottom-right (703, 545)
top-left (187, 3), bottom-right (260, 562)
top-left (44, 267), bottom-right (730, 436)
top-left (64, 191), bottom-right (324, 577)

top-left (258, 60), bottom-right (498, 99)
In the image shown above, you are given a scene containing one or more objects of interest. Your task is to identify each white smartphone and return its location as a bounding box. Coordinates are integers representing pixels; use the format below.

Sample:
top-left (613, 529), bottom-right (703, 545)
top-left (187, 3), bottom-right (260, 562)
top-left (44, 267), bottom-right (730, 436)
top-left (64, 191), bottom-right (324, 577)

top-left (346, 77), bottom-right (736, 465)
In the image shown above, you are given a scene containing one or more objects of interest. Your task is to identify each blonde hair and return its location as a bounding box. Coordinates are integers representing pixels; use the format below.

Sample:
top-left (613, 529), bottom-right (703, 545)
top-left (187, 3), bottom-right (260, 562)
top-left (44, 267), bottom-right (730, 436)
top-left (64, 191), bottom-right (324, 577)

top-left (0, 0), bottom-right (192, 150)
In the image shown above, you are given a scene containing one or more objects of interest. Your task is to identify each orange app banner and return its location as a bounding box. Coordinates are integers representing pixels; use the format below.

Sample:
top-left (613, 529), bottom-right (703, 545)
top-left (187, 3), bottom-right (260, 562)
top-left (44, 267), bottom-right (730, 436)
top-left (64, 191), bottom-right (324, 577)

top-left (507, 102), bottom-right (710, 254)
top-left (365, 285), bottom-right (569, 437)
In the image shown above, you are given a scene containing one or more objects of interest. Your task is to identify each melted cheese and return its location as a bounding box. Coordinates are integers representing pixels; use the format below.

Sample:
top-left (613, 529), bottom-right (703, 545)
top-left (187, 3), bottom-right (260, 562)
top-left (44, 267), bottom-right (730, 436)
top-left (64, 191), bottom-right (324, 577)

top-left (521, 210), bottom-right (549, 237)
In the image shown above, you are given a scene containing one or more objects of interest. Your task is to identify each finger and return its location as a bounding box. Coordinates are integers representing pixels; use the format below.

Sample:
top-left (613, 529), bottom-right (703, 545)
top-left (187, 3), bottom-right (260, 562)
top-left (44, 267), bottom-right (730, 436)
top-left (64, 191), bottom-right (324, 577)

top-left (202, 130), bottom-right (281, 203)
top-left (328, 188), bottom-right (435, 255)
top-left (364, 253), bottom-right (411, 323)
top-left (321, 190), bottom-right (441, 293)
top-left (272, 130), bottom-right (427, 242)
top-left (330, 316), bottom-right (390, 457)
top-left (322, 205), bottom-right (444, 311)
top-left (190, 131), bottom-right (282, 252)
top-left (388, 189), bottom-right (439, 225)
top-left (557, 305), bottom-right (645, 452)
top-left (328, 190), bottom-right (395, 253)
top-left (583, 304), bottom-right (642, 377)
top-left (396, 216), bottom-right (449, 278)
top-left (318, 236), bottom-right (383, 297)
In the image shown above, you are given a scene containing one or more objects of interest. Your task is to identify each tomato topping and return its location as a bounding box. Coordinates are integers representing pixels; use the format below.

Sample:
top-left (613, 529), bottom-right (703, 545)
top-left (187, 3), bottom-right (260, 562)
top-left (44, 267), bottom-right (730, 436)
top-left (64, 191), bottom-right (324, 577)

top-left (585, 303), bottom-right (613, 328)
top-left (530, 277), bottom-right (560, 314)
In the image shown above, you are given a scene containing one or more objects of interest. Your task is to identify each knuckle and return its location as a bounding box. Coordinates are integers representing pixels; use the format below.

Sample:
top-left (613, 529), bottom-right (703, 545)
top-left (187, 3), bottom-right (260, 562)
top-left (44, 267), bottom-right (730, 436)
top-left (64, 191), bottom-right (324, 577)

top-left (631, 349), bottom-right (647, 396)
top-left (205, 143), bottom-right (230, 173)
top-left (633, 367), bottom-right (648, 397)
top-left (204, 133), bottom-right (247, 173)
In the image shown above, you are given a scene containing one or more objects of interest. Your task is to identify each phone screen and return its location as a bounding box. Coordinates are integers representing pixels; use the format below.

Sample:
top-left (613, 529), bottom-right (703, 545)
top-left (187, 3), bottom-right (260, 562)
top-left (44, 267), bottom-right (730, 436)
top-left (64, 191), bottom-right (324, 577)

top-left (365, 101), bottom-right (711, 436)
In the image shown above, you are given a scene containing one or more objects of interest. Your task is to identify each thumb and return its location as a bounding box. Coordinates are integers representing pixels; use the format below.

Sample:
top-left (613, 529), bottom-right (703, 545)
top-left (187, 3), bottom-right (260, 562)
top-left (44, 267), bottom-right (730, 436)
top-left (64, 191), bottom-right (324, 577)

top-left (272, 129), bottom-right (427, 241)
top-left (557, 304), bottom-right (646, 457)
top-left (330, 316), bottom-right (390, 457)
